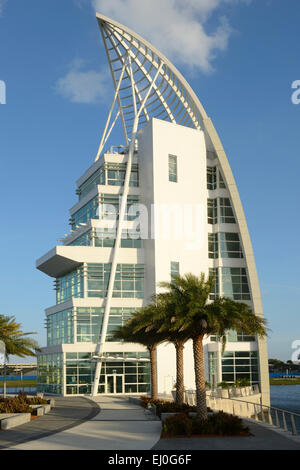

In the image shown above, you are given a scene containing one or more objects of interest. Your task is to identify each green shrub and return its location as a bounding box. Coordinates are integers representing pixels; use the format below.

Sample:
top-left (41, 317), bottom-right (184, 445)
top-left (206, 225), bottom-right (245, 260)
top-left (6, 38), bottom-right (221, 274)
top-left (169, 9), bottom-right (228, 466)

top-left (156, 401), bottom-right (196, 417)
top-left (0, 391), bottom-right (47, 413)
top-left (15, 391), bottom-right (47, 405)
top-left (26, 396), bottom-right (48, 405)
top-left (140, 396), bottom-right (212, 416)
top-left (161, 411), bottom-right (249, 438)
top-left (162, 413), bottom-right (193, 437)
top-left (0, 398), bottom-right (32, 413)
top-left (140, 396), bottom-right (153, 408)
top-left (191, 417), bottom-right (215, 435)
top-left (209, 411), bottom-right (249, 435)
top-left (234, 378), bottom-right (250, 387)
top-left (217, 381), bottom-right (231, 389)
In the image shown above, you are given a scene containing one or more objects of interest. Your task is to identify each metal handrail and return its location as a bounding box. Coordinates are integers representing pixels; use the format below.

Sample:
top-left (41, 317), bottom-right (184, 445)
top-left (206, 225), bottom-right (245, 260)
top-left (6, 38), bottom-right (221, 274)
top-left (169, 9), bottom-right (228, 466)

top-left (185, 391), bottom-right (300, 437)
top-left (212, 397), bottom-right (300, 436)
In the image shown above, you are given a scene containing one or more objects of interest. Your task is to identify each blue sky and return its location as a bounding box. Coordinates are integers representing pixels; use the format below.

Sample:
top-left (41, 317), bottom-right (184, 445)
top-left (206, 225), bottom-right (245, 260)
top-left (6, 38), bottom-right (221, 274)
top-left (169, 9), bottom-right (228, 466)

top-left (0, 0), bottom-right (299, 362)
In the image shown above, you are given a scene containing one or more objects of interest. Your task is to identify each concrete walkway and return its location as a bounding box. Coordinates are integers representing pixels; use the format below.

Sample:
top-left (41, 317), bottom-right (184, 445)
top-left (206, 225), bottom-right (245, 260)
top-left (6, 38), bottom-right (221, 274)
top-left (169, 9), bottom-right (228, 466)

top-left (0, 396), bottom-right (100, 449)
top-left (2, 396), bottom-right (300, 450)
top-left (4, 396), bottom-right (162, 450)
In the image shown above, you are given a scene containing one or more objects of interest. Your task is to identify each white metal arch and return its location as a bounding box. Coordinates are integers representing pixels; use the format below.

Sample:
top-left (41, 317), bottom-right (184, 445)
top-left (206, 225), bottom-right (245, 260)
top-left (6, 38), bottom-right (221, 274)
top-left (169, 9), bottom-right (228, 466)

top-left (95, 13), bottom-right (208, 150)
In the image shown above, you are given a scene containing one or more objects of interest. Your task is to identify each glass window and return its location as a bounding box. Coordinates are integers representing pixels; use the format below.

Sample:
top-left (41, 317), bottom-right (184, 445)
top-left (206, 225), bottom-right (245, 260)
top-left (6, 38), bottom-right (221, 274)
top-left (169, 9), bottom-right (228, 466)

top-left (46, 309), bottom-right (74, 346)
top-left (219, 232), bottom-right (243, 258)
top-left (37, 353), bottom-right (63, 395)
top-left (71, 194), bottom-right (139, 230)
top-left (86, 263), bottom-right (144, 299)
top-left (76, 163), bottom-right (139, 201)
top-left (207, 199), bottom-right (217, 224)
top-left (168, 155), bottom-right (177, 182)
top-left (208, 233), bottom-right (218, 258)
top-left (209, 268), bottom-right (219, 300)
top-left (77, 167), bottom-right (105, 200)
top-left (219, 198), bottom-right (236, 224)
top-left (221, 267), bottom-right (251, 301)
top-left (207, 167), bottom-right (217, 190)
top-left (219, 171), bottom-right (226, 188)
top-left (55, 268), bottom-right (84, 304)
top-left (70, 231), bottom-right (93, 247)
top-left (170, 261), bottom-right (179, 278)
top-left (221, 351), bottom-right (258, 384)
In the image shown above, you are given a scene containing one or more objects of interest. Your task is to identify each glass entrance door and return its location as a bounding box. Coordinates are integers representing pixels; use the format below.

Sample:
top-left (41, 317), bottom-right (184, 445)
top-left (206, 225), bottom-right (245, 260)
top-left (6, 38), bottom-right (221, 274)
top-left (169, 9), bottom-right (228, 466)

top-left (105, 374), bottom-right (124, 394)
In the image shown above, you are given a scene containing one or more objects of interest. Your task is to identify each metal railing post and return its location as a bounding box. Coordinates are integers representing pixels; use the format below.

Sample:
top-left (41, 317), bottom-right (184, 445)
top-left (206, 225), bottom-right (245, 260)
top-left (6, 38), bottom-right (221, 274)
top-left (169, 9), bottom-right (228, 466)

top-left (290, 414), bottom-right (297, 436)
top-left (261, 404), bottom-right (266, 423)
top-left (275, 409), bottom-right (280, 427)
top-left (254, 403), bottom-right (258, 421)
top-left (282, 411), bottom-right (288, 432)
top-left (268, 409), bottom-right (273, 426)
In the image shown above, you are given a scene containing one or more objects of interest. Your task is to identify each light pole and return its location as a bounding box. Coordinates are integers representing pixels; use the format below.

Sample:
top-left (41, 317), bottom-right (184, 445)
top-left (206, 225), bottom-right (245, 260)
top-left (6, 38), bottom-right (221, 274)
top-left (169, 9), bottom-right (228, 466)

top-left (15, 367), bottom-right (23, 392)
top-left (0, 341), bottom-right (6, 398)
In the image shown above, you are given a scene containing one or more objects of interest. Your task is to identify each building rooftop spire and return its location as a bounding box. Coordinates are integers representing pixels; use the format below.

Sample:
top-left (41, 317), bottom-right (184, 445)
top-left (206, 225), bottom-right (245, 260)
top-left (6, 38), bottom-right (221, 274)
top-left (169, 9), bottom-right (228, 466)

top-left (96, 12), bottom-right (208, 141)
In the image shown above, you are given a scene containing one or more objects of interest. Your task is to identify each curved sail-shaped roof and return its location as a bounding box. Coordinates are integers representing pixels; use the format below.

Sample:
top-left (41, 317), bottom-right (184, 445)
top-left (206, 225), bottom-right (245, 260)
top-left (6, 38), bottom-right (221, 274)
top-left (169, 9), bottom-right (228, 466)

top-left (96, 13), bottom-right (208, 141)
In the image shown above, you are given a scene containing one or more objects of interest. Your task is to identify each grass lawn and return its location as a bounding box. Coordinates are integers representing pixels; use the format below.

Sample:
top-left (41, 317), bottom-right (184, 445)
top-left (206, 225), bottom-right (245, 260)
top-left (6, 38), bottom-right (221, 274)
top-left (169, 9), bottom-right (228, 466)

top-left (0, 380), bottom-right (37, 388)
top-left (270, 378), bottom-right (300, 385)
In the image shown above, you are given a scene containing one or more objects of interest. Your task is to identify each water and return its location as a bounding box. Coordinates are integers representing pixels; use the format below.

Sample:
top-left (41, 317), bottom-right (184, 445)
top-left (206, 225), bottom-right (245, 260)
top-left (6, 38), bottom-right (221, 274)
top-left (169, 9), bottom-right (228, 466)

top-left (270, 372), bottom-right (300, 378)
top-left (0, 376), bottom-right (36, 381)
top-left (270, 385), bottom-right (300, 433)
top-left (0, 375), bottom-right (37, 395)
top-left (270, 385), bottom-right (300, 415)
top-left (0, 387), bottom-right (37, 394)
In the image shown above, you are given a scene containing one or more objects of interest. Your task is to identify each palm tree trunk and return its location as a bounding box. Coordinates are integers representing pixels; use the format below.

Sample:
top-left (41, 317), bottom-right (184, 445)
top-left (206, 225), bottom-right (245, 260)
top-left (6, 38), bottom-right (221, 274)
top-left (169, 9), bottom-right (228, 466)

top-left (193, 335), bottom-right (207, 420)
top-left (148, 346), bottom-right (158, 400)
top-left (3, 363), bottom-right (6, 398)
top-left (175, 342), bottom-right (184, 406)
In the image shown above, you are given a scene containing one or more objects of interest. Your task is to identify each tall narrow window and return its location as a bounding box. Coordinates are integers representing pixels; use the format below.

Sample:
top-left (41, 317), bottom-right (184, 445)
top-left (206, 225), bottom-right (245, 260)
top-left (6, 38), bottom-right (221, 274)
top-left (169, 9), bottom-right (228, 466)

top-left (207, 167), bottom-right (217, 190)
top-left (208, 233), bottom-right (218, 258)
top-left (170, 261), bottom-right (179, 278)
top-left (168, 155), bottom-right (177, 182)
top-left (207, 199), bottom-right (218, 224)
top-left (209, 268), bottom-right (219, 300)
top-left (219, 198), bottom-right (236, 224)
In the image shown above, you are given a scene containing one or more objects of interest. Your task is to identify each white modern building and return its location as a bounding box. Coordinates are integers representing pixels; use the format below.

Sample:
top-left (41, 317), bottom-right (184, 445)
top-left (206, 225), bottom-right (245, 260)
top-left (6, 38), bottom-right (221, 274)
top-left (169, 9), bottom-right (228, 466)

top-left (36, 14), bottom-right (270, 405)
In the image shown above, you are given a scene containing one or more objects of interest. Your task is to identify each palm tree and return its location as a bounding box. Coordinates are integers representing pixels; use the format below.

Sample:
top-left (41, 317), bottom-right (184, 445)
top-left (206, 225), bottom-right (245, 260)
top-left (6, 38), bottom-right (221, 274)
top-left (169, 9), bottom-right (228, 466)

top-left (0, 315), bottom-right (40, 359)
top-left (0, 314), bottom-right (40, 397)
top-left (129, 298), bottom-right (190, 406)
top-left (159, 273), bottom-right (267, 420)
top-left (112, 306), bottom-right (166, 400)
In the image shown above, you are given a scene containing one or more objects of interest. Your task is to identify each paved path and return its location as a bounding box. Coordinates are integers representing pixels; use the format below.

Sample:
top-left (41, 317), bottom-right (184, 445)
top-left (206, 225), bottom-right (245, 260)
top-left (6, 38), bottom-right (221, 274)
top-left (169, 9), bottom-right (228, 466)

top-left (153, 419), bottom-right (300, 450)
top-left (0, 396), bottom-right (100, 449)
top-left (2, 396), bottom-right (300, 450)
top-left (5, 396), bottom-right (162, 450)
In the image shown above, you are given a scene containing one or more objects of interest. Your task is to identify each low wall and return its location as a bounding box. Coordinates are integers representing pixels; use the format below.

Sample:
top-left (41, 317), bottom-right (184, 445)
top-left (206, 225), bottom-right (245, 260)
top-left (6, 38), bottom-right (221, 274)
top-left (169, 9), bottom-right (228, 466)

top-left (206, 394), bottom-right (262, 418)
top-left (184, 387), bottom-right (262, 419)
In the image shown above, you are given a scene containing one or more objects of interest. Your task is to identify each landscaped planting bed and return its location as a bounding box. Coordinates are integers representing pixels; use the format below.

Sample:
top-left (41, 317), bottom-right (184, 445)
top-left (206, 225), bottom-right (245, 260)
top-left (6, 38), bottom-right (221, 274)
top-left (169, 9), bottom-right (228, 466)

top-left (140, 395), bottom-right (212, 418)
top-left (140, 396), bottom-right (251, 438)
top-left (161, 411), bottom-right (251, 438)
top-left (0, 392), bottom-right (53, 429)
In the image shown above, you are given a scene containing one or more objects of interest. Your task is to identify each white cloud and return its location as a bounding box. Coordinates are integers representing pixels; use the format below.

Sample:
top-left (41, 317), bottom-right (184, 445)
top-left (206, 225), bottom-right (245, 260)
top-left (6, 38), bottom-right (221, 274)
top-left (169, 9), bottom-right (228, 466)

top-left (0, 0), bottom-right (8, 16)
top-left (92, 0), bottom-right (251, 73)
top-left (55, 59), bottom-right (110, 104)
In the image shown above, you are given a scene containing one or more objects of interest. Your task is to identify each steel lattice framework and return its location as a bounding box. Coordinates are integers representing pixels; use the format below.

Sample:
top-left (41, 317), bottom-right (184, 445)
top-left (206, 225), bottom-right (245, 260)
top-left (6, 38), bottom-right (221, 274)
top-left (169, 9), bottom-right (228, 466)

top-left (94, 13), bottom-right (209, 161)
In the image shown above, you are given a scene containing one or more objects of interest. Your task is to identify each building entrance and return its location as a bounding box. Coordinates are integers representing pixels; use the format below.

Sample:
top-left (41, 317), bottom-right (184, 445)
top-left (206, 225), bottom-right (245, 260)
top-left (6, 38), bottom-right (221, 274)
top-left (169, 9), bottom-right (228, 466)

top-left (105, 374), bottom-right (124, 394)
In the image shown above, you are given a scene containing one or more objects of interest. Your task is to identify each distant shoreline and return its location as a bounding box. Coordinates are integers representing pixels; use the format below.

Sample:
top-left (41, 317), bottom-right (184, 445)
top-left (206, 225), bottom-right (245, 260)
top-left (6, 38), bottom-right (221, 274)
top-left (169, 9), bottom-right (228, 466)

top-left (270, 379), bottom-right (300, 386)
